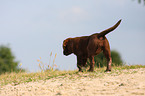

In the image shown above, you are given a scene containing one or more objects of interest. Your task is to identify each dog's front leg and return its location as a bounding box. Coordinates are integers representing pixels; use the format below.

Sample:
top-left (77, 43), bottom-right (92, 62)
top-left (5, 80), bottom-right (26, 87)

top-left (88, 56), bottom-right (95, 72)
top-left (77, 56), bottom-right (83, 72)
top-left (77, 56), bottom-right (87, 72)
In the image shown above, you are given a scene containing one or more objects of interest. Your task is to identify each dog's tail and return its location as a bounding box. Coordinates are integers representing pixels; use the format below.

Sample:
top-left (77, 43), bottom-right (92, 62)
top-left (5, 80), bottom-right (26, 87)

top-left (97, 19), bottom-right (122, 37)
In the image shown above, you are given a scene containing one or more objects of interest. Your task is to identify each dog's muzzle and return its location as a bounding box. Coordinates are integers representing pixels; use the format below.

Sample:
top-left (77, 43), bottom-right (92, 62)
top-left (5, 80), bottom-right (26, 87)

top-left (63, 50), bottom-right (70, 56)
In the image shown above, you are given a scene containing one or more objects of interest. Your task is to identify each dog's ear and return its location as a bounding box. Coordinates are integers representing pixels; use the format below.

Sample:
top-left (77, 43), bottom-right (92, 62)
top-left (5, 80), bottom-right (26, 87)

top-left (63, 39), bottom-right (69, 49)
top-left (67, 38), bottom-right (73, 51)
top-left (63, 38), bottom-right (73, 49)
top-left (63, 38), bottom-right (73, 55)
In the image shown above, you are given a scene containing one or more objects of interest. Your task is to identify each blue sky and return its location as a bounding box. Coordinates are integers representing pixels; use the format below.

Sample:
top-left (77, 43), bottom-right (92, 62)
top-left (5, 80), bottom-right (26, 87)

top-left (0, 0), bottom-right (145, 72)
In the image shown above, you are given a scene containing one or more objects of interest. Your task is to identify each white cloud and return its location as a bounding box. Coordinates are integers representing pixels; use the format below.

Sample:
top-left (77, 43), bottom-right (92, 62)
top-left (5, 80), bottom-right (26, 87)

top-left (71, 7), bottom-right (84, 14)
top-left (59, 6), bottom-right (89, 23)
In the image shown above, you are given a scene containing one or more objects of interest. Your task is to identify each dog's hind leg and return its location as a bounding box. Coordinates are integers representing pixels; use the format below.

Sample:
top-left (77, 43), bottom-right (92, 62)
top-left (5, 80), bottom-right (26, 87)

top-left (103, 47), bottom-right (112, 72)
top-left (106, 56), bottom-right (112, 72)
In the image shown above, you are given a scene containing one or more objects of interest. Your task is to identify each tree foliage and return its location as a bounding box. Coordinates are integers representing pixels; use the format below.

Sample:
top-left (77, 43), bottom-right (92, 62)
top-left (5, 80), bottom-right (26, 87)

top-left (88, 50), bottom-right (123, 68)
top-left (135, 0), bottom-right (145, 5)
top-left (0, 45), bottom-right (22, 74)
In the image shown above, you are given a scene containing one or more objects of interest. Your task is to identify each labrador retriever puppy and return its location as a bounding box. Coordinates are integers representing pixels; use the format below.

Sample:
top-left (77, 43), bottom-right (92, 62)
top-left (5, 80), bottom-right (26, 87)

top-left (63, 19), bottom-right (121, 72)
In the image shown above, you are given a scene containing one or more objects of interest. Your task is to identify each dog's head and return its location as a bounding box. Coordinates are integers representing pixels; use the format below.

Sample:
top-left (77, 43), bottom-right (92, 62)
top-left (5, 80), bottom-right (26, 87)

top-left (63, 38), bottom-right (73, 56)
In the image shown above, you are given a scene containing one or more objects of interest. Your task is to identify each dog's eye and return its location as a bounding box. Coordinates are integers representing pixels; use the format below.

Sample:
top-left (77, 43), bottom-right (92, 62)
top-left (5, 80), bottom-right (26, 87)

top-left (63, 45), bottom-right (65, 49)
top-left (65, 45), bottom-right (68, 49)
top-left (63, 45), bottom-right (67, 49)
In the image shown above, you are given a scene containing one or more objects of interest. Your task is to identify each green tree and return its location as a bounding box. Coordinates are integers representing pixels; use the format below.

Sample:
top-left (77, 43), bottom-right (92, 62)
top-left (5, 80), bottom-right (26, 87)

top-left (134, 0), bottom-right (145, 5)
top-left (88, 50), bottom-right (123, 68)
top-left (137, 0), bottom-right (145, 4)
top-left (0, 45), bottom-right (22, 74)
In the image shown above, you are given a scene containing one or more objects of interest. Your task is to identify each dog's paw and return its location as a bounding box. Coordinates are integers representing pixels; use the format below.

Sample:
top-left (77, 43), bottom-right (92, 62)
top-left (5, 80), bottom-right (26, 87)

top-left (105, 70), bottom-right (111, 73)
top-left (78, 69), bottom-right (83, 72)
top-left (88, 69), bottom-right (94, 72)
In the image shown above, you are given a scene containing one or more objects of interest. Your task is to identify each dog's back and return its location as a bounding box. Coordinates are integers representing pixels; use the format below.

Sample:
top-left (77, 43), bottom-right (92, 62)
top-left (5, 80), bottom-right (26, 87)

top-left (71, 36), bottom-right (90, 57)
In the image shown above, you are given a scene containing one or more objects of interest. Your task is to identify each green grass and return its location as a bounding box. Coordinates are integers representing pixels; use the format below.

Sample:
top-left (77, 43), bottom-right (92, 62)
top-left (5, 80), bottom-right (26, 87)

top-left (0, 65), bottom-right (145, 86)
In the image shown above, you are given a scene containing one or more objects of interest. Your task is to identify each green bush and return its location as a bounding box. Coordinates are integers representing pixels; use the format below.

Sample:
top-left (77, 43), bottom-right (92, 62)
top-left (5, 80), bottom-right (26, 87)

top-left (87, 50), bottom-right (123, 67)
top-left (0, 45), bottom-right (23, 74)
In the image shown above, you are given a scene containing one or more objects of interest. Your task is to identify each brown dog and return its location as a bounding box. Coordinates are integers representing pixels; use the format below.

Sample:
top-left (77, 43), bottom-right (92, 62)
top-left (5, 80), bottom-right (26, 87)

top-left (63, 19), bottom-right (121, 72)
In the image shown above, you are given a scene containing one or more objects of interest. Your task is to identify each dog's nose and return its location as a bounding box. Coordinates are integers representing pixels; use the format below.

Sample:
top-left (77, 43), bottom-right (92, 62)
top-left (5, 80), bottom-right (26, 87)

top-left (63, 51), bottom-right (69, 56)
top-left (63, 51), bottom-right (66, 55)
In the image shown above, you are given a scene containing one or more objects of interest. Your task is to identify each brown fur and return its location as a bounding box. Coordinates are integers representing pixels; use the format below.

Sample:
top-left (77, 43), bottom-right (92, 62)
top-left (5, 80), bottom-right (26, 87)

top-left (63, 20), bottom-right (122, 72)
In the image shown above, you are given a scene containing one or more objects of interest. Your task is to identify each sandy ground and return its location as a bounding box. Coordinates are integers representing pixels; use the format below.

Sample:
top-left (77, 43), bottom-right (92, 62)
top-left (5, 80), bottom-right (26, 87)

top-left (0, 68), bottom-right (145, 96)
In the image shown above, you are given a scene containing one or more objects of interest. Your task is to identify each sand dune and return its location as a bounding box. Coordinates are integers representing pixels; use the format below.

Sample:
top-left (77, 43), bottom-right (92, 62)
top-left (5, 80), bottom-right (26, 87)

top-left (0, 68), bottom-right (145, 96)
